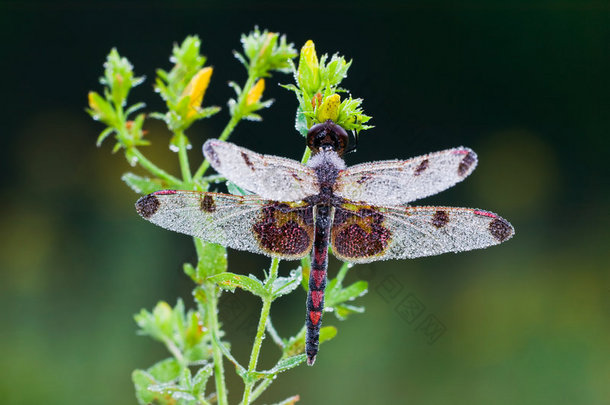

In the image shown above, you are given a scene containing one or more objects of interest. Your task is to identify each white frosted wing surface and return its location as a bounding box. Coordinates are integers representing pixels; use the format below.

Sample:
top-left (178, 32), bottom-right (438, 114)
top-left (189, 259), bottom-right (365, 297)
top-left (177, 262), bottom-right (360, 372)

top-left (334, 147), bottom-right (477, 205)
top-left (135, 191), bottom-right (314, 259)
top-left (136, 191), bottom-right (269, 254)
top-left (331, 205), bottom-right (514, 263)
top-left (203, 140), bottom-right (318, 201)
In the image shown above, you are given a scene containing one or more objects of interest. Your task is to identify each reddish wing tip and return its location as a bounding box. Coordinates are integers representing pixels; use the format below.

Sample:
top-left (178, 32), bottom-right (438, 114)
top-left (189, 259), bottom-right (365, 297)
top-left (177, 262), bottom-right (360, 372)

top-left (307, 355), bottom-right (316, 366)
top-left (473, 209), bottom-right (497, 218)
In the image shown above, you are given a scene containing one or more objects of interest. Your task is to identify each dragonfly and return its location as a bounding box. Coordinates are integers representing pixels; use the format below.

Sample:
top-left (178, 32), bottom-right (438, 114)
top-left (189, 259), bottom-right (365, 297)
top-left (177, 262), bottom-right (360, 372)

top-left (135, 120), bottom-right (514, 365)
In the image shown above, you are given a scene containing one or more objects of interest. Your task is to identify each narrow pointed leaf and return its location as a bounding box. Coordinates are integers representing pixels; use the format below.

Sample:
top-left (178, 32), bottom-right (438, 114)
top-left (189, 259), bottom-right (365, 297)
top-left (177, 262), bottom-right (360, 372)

top-left (271, 268), bottom-right (303, 298)
top-left (122, 172), bottom-right (167, 194)
top-left (326, 281), bottom-right (368, 307)
top-left (209, 272), bottom-right (266, 297)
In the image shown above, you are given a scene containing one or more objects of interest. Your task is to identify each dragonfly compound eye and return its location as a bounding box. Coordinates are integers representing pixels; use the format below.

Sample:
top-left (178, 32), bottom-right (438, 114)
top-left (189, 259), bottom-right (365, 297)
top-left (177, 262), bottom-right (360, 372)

top-left (307, 120), bottom-right (349, 155)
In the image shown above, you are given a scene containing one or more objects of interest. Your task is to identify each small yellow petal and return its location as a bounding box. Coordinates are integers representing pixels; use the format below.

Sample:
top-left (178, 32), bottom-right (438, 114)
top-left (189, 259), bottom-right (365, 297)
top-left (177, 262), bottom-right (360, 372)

top-left (301, 40), bottom-right (319, 71)
top-left (246, 78), bottom-right (265, 106)
top-left (316, 94), bottom-right (341, 122)
top-left (88, 91), bottom-right (100, 111)
top-left (298, 40), bottom-right (320, 93)
top-left (183, 66), bottom-right (213, 118)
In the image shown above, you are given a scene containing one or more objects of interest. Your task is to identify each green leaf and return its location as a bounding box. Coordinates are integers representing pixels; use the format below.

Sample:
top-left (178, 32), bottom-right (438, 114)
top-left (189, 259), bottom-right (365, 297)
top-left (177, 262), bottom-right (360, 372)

top-left (271, 268), bottom-right (303, 298)
top-left (132, 370), bottom-right (161, 405)
top-left (122, 172), bottom-right (167, 194)
top-left (192, 364), bottom-right (214, 396)
top-left (334, 303), bottom-right (365, 320)
top-left (295, 106), bottom-right (308, 137)
top-left (148, 358), bottom-right (181, 382)
top-left (226, 181), bottom-right (252, 196)
top-left (148, 383), bottom-right (195, 402)
top-left (125, 102), bottom-right (146, 117)
top-left (96, 127), bottom-right (114, 146)
top-left (87, 91), bottom-right (118, 127)
top-left (241, 28), bottom-right (297, 77)
top-left (319, 325), bottom-right (338, 343)
top-left (193, 241), bottom-right (227, 280)
top-left (264, 354), bottom-right (306, 374)
top-left (209, 272), bottom-right (266, 297)
top-left (300, 256), bottom-right (310, 291)
top-left (102, 48), bottom-right (143, 108)
top-left (326, 280), bottom-right (368, 307)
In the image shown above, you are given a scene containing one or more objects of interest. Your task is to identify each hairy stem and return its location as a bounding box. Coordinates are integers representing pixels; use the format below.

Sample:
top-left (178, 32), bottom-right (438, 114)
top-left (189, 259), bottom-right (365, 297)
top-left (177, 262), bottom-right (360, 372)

top-left (176, 130), bottom-right (192, 185)
top-left (241, 257), bottom-right (280, 405)
top-left (130, 148), bottom-right (182, 185)
top-left (300, 146), bottom-right (311, 164)
top-left (204, 284), bottom-right (228, 405)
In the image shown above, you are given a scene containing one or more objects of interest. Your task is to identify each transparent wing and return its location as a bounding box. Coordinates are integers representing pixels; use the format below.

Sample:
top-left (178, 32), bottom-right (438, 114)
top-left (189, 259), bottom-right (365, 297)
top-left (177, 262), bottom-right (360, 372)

top-left (331, 204), bottom-right (514, 263)
top-left (203, 139), bottom-right (319, 201)
top-left (136, 190), bottom-right (314, 259)
top-left (334, 147), bottom-right (477, 206)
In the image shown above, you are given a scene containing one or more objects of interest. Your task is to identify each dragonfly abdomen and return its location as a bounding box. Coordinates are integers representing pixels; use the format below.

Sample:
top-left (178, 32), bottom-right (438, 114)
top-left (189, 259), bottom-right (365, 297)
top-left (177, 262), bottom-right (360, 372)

top-left (306, 204), bottom-right (332, 366)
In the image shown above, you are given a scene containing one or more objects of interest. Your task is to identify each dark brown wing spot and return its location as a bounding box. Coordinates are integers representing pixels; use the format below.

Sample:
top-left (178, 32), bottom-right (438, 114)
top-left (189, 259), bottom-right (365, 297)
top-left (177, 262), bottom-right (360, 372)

top-left (489, 218), bottom-right (513, 242)
top-left (241, 151), bottom-right (255, 171)
top-left (356, 174), bottom-right (372, 184)
top-left (291, 172), bottom-right (303, 182)
top-left (200, 194), bottom-right (216, 213)
top-left (135, 194), bottom-right (160, 219)
top-left (203, 141), bottom-right (220, 168)
top-left (253, 204), bottom-right (313, 256)
top-left (458, 151), bottom-right (476, 176)
top-left (332, 208), bottom-right (391, 259)
top-left (432, 210), bottom-right (449, 228)
top-left (414, 159), bottom-right (429, 176)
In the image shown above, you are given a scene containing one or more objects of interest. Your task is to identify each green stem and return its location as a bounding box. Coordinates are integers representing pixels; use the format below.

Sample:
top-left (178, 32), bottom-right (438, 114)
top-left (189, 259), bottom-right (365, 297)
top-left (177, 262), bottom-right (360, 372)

top-left (176, 130), bottom-right (192, 185)
top-left (300, 146), bottom-right (311, 164)
top-left (164, 338), bottom-right (186, 369)
top-left (204, 284), bottom-right (228, 405)
top-left (241, 257), bottom-right (280, 405)
top-left (249, 377), bottom-right (275, 403)
top-left (115, 104), bottom-right (182, 186)
top-left (193, 238), bottom-right (228, 405)
top-left (335, 262), bottom-right (352, 286)
top-left (130, 148), bottom-right (182, 186)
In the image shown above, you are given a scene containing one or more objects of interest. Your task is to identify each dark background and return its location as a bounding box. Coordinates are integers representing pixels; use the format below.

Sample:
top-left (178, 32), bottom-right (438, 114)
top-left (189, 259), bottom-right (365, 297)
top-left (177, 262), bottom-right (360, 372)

top-left (1, 1), bottom-right (608, 404)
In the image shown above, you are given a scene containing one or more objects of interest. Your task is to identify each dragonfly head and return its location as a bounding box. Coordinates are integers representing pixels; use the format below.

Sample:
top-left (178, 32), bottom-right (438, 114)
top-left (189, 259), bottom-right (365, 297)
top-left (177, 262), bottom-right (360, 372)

top-left (307, 120), bottom-right (349, 156)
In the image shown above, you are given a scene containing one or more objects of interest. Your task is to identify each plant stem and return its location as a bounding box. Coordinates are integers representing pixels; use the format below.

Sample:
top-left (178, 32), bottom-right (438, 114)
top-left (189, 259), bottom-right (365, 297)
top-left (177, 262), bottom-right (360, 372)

top-left (204, 284), bottom-right (228, 405)
top-left (176, 130), bottom-right (192, 185)
top-left (300, 146), bottom-right (311, 164)
top-left (241, 257), bottom-right (279, 405)
top-left (115, 104), bottom-right (182, 186)
top-left (335, 262), bottom-right (352, 286)
top-left (130, 147), bottom-right (182, 186)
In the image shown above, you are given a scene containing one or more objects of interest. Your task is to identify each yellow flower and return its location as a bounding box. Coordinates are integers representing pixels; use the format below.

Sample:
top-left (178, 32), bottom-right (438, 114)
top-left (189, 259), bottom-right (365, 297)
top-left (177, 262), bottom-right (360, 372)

top-left (87, 90), bottom-right (117, 126)
top-left (182, 66), bottom-right (213, 118)
top-left (88, 91), bottom-right (100, 111)
top-left (298, 40), bottom-right (320, 93)
top-left (316, 94), bottom-right (341, 122)
top-left (246, 78), bottom-right (265, 106)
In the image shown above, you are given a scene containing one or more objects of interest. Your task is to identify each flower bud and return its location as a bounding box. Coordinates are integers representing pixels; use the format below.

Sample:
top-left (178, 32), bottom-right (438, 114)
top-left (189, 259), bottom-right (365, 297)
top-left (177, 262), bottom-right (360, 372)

top-left (297, 40), bottom-right (320, 94)
top-left (182, 66), bottom-right (213, 118)
top-left (316, 94), bottom-right (341, 123)
top-left (246, 78), bottom-right (265, 106)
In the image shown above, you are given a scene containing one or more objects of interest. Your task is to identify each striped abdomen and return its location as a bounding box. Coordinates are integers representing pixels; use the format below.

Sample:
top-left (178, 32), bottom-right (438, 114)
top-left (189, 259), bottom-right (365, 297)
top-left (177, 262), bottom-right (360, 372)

top-left (305, 204), bottom-right (332, 366)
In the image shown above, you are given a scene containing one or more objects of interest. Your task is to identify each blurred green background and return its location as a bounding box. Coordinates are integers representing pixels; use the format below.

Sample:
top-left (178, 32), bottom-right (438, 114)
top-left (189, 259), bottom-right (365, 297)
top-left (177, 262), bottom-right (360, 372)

top-left (1, 1), bottom-right (608, 404)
